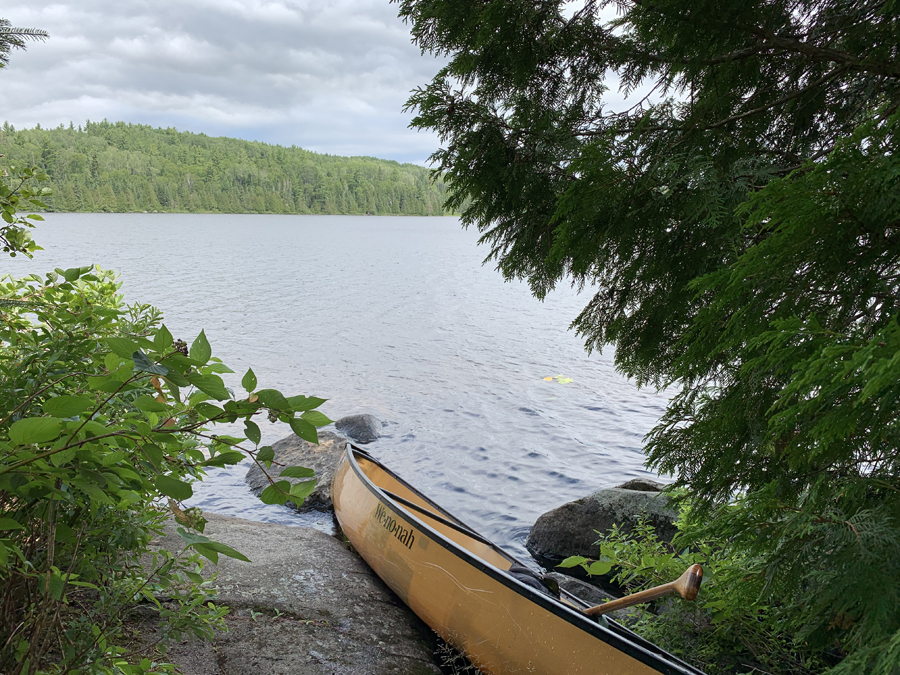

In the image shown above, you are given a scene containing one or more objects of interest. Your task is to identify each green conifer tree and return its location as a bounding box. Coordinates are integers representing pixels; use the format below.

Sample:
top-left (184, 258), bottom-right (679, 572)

top-left (399, 1), bottom-right (900, 671)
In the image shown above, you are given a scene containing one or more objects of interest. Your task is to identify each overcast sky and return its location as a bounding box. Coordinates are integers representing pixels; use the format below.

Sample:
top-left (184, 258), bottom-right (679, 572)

top-left (0, 0), bottom-right (449, 165)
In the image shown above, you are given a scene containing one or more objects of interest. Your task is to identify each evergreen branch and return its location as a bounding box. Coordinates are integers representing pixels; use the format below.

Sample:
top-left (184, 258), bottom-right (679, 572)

top-left (700, 65), bottom-right (852, 131)
top-left (754, 30), bottom-right (900, 80)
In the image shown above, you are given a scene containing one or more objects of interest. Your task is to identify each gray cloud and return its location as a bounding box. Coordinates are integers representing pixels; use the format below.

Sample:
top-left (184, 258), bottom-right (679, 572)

top-left (1, 0), bottom-right (446, 164)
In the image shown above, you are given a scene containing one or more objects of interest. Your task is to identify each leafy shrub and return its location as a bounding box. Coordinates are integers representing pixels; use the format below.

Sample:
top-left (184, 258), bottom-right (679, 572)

top-left (0, 170), bottom-right (331, 674)
top-left (560, 514), bottom-right (830, 675)
top-left (1, 164), bottom-right (48, 257)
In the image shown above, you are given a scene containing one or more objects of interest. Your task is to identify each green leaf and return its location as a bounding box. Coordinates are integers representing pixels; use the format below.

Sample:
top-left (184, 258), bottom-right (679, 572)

top-left (154, 475), bottom-right (193, 501)
top-left (190, 330), bottom-right (211, 365)
top-left (0, 518), bottom-right (24, 531)
top-left (189, 390), bottom-right (212, 404)
top-left (78, 420), bottom-right (110, 438)
top-left (194, 402), bottom-right (224, 420)
top-left (99, 449), bottom-right (126, 467)
top-left (280, 466), bottom-right (315, 478)
top-left (556, 556), bottom-right (589, 569)
top-left (162, 353), bottom-right (201, 369)
top-left (163, 370), bottom-right (190, 388)
top-left (257, 446), bottom-right (274, 465)
top-left (289, 417), bottom-right (318, 444)
top-left (50, 446), bottom-right (77, 467)
top-left (244, 420), bottom-right (261, 445)
top-left (256, 388), bottom-right (289, 410)
top-left (154, 324), bottom-right (173, 352)
top-left (134, 395), bottom-right (168, 413)
top-left (289, 479), bottom-right (316, 497)
top-left (176, 527), bottom-right (209, 546)
top-left (9, 417), bottom-right (62, 445)
top-left (142, 444), bottom-right (164, 467)
top-left (287, 395), bottom-right (326, 411)
top-left (104, 352), bottom-right (123, 372)
top-left (184, 571), bottom-right (203, 584)
top-left (206, 362), bottom-right (234, 374)
top-left (87, 376), bottom-right (134, 393)
top-left (587, 560), bottom-right (614, 576)
top-left (43, 395), bottom-right (92, 417)
top-left (198, 540), bottom-right (251, 563)
top-left (63, 267), bottom-right (81, 282)
top-left (104, 338), bottom-right (140, 359)
top-left (47, 570), bottom-right (66, 600)
top-left (259, 480), bottom-right (291, 505)
top-left (203, 451), bottom-right (245, 467)
top-left (132, 350), bottom-right (168, 376)
top-left (109, 363), bottom-right (134, 382)
top-left (116, 490), bottom-right (142, 507)
top-left (186, 373), bottom-right (230, 401)
top-left (55, 524), bottom-right (75, 541)
top-left (192, 543), bottom-right (219, 564)
top-left (79, 483), bottom-right (113, 505)
top-left (213, 435), bottom-right (244, 446)
top-left (241, 368), bottom-right (257, 392)
top-left (301, 410), bottom-right (333, 427)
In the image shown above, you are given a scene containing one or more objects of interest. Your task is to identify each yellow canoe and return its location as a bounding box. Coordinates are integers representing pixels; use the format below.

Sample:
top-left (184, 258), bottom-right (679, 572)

top-left (332, 445), bottom-right (705, 675)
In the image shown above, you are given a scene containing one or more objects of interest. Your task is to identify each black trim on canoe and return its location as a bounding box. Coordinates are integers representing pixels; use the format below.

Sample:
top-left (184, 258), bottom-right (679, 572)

top-left (351, 444), bottom-right (482, 533)
top-left (344, 446), bottom-right (705, 675)
top-left (380, 488), bottom-right (498, 548)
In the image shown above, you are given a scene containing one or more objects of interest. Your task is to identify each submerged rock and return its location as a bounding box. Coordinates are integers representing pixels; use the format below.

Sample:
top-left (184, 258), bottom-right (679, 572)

top-left (245, 431), bottom-right (346, 511)
top-left (141, 514), bottom-right (440, 675)
top-left (526, 479), bottom-right (677, 570)
top-left (335, 414), bottom-right (382, 444)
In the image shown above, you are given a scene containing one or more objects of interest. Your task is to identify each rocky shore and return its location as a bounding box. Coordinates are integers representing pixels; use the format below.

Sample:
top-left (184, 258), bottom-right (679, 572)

top-left (139, 417), bottom-right (676, 674)
top-left (142, 513), bottom-right (440, 675)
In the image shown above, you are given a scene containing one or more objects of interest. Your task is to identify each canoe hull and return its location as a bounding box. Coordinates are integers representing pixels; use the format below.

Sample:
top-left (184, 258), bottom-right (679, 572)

top-left (332, 448), bottom-right (697, 675)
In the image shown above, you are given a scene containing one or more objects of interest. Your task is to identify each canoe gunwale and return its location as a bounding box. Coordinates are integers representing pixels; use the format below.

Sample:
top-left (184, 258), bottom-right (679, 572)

top-left (379, 486), bottom-right (499, 548)
top-left (341, 444), bottom-right (705, 675)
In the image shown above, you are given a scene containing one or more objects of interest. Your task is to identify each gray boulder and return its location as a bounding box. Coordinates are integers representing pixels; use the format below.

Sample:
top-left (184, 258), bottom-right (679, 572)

top-left (617, 478), bottom-right (668, 492)
top-left (526, 479), bottom-right (677, 570)
top-left (138, 514), bottom-right (440, 674)
top-left (245, 431), bottom-right (346, 511)
top-left (335, 414), bottom-right (382, 444)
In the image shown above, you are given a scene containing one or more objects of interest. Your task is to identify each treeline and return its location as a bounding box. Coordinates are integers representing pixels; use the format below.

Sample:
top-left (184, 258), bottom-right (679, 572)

top-left (0, 120), bottom-right (452, 216)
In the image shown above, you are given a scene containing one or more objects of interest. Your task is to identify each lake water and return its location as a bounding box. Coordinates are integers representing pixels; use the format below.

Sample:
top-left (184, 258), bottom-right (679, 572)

top-left (4, 213), bottom-right (671, 560)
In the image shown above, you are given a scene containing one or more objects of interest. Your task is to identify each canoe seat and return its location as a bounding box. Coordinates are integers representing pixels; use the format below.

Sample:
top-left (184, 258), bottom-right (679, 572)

top-left (507, 565), bottom-right (560, 598)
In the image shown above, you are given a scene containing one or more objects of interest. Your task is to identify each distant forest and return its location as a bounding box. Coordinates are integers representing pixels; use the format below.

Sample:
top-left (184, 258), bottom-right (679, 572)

top-left (0, 120), bottom-right (453, 216)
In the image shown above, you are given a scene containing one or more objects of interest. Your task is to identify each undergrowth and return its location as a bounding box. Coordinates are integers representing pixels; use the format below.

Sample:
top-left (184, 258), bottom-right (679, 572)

top-left (561, 513), bottom-right (833, 675)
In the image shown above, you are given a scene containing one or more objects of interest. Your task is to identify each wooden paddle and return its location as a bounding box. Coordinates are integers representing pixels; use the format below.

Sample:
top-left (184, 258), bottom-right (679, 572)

top-left (584, 564), bottom-right (703, 617)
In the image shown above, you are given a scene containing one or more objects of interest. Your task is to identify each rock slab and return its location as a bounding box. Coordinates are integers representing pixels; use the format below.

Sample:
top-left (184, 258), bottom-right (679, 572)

top-left (143, 513), bottom-right (440, 675)
top-left (526, 479), bottom-right (677, 569)
top-left (335, 414), bottom-right (382, 444)
top-left (245, 431), bottom-right (347, 511)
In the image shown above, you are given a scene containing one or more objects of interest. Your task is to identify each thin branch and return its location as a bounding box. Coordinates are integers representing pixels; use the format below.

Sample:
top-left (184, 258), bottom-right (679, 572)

top-left (0, 372), bottom-right (90, 427)
top-left (703, 64), bottom-right (851, 130)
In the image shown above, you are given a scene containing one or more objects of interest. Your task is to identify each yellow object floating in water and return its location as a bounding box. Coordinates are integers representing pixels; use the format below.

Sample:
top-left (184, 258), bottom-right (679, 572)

top-left (543, 374), bottom-right (574, 384)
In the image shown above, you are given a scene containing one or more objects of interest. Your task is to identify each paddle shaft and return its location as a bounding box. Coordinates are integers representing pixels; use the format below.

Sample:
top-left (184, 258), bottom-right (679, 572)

top-left (584, 564), bottom-right (703, 617)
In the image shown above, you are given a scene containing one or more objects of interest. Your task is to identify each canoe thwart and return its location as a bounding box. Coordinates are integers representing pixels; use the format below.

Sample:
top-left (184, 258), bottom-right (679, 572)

top-left (584, 564), bottom-right (703, 617)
